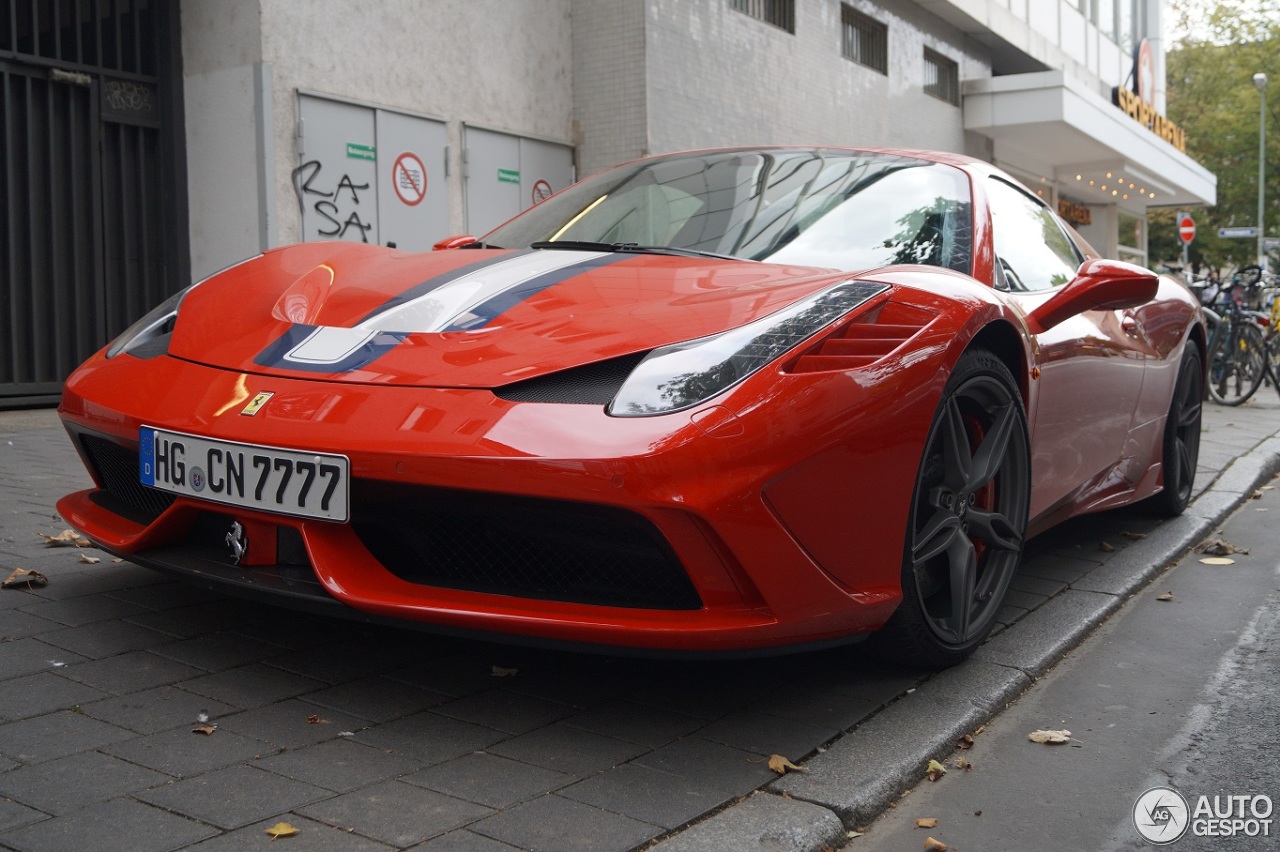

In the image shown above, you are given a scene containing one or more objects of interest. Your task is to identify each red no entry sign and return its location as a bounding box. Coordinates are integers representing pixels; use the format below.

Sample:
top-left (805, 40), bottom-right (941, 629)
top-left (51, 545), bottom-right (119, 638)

top-left (1178, 214), bottom-right (1196, 245)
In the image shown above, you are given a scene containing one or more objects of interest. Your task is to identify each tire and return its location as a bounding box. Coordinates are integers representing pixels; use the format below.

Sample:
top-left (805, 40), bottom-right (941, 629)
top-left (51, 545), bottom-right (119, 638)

top-left (1207, 321), bottom-right (1265, 405)
top-left (1145, 344), bottom-right (1203, 517)
top-left (869, 348), bottom-right (1030, 669)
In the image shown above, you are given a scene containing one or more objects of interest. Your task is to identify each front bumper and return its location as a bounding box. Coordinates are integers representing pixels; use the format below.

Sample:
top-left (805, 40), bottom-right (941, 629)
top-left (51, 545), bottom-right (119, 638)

top-left (57, 353), bottom-right (917, 652)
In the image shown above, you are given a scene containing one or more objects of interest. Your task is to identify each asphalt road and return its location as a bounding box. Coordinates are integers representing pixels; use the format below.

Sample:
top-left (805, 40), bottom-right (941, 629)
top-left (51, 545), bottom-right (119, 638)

top-left (843, 478), bottom-right (1280, 852)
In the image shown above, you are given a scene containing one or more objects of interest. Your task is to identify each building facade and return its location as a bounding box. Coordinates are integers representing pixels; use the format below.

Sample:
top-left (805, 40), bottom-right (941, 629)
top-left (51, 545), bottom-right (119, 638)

top-left (0, 0), bottom-right (1215, 404)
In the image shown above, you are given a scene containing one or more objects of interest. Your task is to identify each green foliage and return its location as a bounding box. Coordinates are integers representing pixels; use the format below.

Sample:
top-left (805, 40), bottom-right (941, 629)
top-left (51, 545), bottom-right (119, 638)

top-left (1151, 0), bottom-right (1279, 272)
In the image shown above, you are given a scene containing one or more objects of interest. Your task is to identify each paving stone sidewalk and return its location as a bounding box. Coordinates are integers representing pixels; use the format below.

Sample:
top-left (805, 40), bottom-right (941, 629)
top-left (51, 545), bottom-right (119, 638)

top-left (0, 398), bottom-right (1276, 852)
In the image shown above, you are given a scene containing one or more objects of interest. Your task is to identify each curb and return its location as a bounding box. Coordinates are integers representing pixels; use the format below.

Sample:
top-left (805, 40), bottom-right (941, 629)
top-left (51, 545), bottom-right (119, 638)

top-left (647, 438), bottom-right (1280, 851)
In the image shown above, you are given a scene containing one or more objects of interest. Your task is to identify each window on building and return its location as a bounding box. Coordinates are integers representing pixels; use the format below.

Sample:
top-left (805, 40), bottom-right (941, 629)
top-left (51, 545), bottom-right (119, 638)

top-left (923, 48), bottom-right (959, 105)
top-left (730, 0), bottom-right (795, 33)
top-left (841, 6), bottom-right (887, 74)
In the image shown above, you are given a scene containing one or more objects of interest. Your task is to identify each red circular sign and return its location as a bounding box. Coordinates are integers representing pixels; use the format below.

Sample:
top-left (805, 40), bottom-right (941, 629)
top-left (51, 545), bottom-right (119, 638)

top-left (1178, 215), bottom-right (1196, 245)
top-left (392, 152), bottom-right (427, 207)
top-left (531, 179), bottom-right (553, 205)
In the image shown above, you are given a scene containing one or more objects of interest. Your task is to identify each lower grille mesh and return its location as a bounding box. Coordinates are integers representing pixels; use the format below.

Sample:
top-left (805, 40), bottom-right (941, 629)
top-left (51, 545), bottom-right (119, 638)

top-left (352, 486), bottom-right (702, 610)
top-left (79, 434), bottom-right (175, 524)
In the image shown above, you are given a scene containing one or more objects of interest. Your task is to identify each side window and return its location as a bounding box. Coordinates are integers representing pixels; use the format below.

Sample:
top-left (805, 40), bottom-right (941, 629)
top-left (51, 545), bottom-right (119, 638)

top-left (985, 177), bottom-right (1082, 291)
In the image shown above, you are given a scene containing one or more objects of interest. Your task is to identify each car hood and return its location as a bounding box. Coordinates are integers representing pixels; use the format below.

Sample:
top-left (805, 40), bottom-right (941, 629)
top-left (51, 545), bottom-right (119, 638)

top-left (168, 242), bottom-right (866, 388)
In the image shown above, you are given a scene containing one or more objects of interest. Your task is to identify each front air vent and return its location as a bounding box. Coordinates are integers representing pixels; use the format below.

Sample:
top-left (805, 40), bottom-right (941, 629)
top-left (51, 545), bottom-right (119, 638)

top-left (789, 301), bottom-right (934, 373)
top-left (494, 352), bottom-right (648, 405)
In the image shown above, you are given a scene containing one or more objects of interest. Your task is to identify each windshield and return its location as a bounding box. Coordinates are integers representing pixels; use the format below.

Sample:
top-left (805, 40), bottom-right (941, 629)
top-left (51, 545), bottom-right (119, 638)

top-left (483, 149), bottom-right (973, 275)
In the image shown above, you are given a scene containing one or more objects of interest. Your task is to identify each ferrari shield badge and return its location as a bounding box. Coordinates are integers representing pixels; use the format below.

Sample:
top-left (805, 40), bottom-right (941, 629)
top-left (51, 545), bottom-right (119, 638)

top-left (241, 392), bottom-right (274, 416)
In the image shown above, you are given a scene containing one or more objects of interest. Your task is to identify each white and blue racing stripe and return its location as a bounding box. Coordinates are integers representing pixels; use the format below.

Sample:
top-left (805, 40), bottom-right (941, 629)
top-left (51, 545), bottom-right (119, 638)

top-left (255, 250), bottom-right (628, 372)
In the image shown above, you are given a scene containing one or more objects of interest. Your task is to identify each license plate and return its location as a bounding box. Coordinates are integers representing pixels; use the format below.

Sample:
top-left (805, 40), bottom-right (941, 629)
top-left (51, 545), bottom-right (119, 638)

top-left (139, 427), bottom-right (350, 522)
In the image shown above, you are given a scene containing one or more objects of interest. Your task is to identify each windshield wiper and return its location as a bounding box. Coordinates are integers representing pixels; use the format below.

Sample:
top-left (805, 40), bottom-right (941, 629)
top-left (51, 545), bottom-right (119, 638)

top-left (530, 240), bottom-right (745, 262)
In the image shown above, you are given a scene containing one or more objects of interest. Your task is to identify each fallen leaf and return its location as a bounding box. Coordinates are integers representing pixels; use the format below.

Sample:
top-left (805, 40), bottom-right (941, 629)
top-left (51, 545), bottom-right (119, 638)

top-left (1028, 728), bottom-right (1071, 744)
top-left (768, 754), bottom-right (805, 774)
top-left (39, 529), bottom-right (92, 548)
top-left (3, 568), bottom-right (49, 589)
top-left (1121, 531), bottom-right (1147, 540)
top-left (925, 758), bottom-right (947, 781)
top-left (491, 665), bottom-right (519, 677)
top-left (191, 724), bottom-right (217, 735)
top-left (1251, 489), bottom-right (1264, 500)
top-left (847, 831), bottom-right (864, 839)
top-left (1155, 592), bottom-right (1175, 602)
top-left (77, 553), bottom-right (100, 564)
top-left (1200, 557), bottom-right (1235, 566)
top-left (954, 757), bottom-right (972, 771)
top-left (265, 822), bottom-right (300, 840)
top-left (305, 714), bottom-right (325, 724)
top-left (924, 837), bottom-right (948, 851)
top-left (1199, 538), bottom-right (1249, 556)
top-left (112, 558), bottom-right (124, 563)
top-left (916, 817), bottom-right (939, 828)
top-left (956, 733), bottom-right (974, 750)
top-left (1099, 540), bottom-right (1115, 552)
top-left (974, 725), bottom-right (985, 735)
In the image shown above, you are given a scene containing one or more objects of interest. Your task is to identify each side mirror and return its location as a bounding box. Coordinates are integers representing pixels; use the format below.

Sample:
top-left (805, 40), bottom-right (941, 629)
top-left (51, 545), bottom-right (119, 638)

top-left (433, 234), bottom-right (479, 251)
top-left (1026, 258), bottom-right (1158, 334)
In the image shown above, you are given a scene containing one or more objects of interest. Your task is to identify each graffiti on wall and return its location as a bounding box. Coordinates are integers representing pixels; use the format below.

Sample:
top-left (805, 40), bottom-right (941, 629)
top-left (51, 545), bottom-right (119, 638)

top-left (292, 160), bottom-right (374, 242)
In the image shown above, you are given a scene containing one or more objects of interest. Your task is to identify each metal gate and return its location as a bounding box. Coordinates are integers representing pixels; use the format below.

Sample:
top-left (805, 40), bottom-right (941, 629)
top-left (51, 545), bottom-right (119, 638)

top-left (1, 0), bottom-right (186, 407)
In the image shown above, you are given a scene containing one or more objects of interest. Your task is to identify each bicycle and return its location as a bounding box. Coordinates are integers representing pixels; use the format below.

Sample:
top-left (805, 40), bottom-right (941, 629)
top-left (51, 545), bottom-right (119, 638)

top-left (1204, 265), bottom-right (1274, 406)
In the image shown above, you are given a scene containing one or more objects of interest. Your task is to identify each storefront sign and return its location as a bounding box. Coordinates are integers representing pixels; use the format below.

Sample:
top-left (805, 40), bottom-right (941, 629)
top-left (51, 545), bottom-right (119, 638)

top-left (1113, 86), bottom-right (1187, 152)
top-left (1058, 198), bottom-right (1092, 226)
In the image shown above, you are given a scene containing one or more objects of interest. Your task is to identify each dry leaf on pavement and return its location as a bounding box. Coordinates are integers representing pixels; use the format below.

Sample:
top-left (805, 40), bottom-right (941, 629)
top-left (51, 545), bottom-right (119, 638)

top-left (956, 733), bottom-right (974, 750)
top-left (915, 817), bottom-right (939, 828)
top-left (925, 759), bottom-right (947, 781)
top-left (1198, 538), bottom-right (1248, 556)
top-left (265, 822), bottom-right (300, 840)
top-left (768, 754), bottom-right (805, 774)
top-left (1200, 557), bottom-right (1235, 565)
top-left (78, 553), bottom-right (100, 564)
top-left (1156, 592), bottom-right (1175, 602)
top-left (38, 529), bottom-right (92, 548)
top-left (3, 568), bottom-right (49, 589)
top-left (305, 714), bottom-right (325, 724)
top-left (1121, 531), bottom-right (1147, 540)
top-left (1028, 729), bottom-right (1071, 744)
top-left (924, 837), bottom-right (948, 851)
top-left (191, 724), bottom-right (217, 735)
top-left (954, 757), bottom-right (972, 771)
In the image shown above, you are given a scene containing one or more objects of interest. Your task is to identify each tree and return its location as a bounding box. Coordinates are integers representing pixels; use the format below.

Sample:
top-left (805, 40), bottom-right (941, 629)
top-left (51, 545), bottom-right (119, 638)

top-left (1149, 0), bottom-right (1280, 272)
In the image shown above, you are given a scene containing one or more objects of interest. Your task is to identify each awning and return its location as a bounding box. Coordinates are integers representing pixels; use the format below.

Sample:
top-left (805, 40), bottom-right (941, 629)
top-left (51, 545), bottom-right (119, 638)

top-left (963, 70), bottom-right (1216, 209)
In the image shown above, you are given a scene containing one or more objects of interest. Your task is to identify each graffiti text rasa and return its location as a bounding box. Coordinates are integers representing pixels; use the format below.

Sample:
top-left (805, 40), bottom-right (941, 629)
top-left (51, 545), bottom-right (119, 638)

top-left (1112, 87), bottom-right (1187, 152)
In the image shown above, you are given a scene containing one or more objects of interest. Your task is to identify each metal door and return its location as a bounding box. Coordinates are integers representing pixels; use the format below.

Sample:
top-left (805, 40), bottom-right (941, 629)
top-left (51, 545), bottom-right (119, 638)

top-left (464, 126), bottom-right (574, 236)
top-left (1, 0), bottom-right (185, 407)
top-left (296, 94), bottom-right (379, 246)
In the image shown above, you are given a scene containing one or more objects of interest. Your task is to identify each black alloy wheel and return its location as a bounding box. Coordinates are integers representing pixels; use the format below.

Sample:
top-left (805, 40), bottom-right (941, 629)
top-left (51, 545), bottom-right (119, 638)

top-left (1146, 344), bottom-right (1203, 517)
top-left (871, 348), bottom-right (1030, 669)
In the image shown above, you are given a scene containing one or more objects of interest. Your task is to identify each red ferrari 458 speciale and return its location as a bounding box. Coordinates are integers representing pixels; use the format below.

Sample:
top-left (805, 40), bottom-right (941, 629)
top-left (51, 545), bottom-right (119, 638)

top-left (58, 147), bottom-right (1204, 667)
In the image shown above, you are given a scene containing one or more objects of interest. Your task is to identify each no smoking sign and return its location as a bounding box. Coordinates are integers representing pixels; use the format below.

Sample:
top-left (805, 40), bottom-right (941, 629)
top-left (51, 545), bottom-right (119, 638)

top-left (393, 152), bottom-right (427, 207)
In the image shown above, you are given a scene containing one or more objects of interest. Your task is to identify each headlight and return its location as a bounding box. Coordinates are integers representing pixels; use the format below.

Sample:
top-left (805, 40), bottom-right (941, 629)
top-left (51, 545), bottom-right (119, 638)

top-left (607, 280), bottom-right (888, 416)
top-left (105, 254), bottom-right (263, 359)
top-left (105, 286), bottom-right (192, 358)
